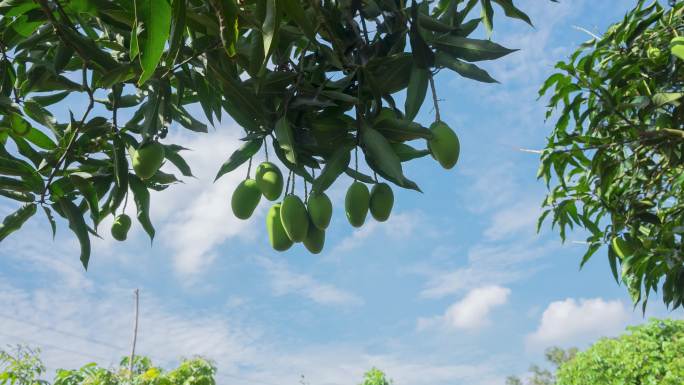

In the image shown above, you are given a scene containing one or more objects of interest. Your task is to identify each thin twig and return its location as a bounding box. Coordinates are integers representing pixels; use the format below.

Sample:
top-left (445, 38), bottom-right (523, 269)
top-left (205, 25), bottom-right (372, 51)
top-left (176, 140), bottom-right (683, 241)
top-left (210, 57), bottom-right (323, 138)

top-left (429, 72), bottom-right (441, 122)
top-left (40, 64), bottom-right (95, 203)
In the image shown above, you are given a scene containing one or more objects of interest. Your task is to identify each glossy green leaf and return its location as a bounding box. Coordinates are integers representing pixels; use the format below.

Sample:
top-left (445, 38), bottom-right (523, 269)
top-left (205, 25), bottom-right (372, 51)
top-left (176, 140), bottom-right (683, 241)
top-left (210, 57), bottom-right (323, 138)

top-left (312, 146), bottom-right (351, 193)
top-left (0, 203), bottom-right (36, 242)
top-left (58, 198), bottom-right (91, 270)
top-left (404, 65), bottom-right (429, 121)
top-left (135, 0), bottom-right (172, 85)
top-left (214, 138), bottom-right (263, 181)
top-left (129, 174), bottom-right (155, 242)
top-left (274, 117), bottom-right (296, 164)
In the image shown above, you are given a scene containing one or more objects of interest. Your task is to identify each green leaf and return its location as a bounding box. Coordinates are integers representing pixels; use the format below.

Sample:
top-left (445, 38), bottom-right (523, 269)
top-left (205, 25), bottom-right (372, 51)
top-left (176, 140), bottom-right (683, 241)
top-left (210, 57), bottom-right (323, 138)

top-left (312, 146), bottom-right (351, 193)
top-left (129, 175), bottom-right (155, 242)
top-left (492, 0), bottom-right (532, 26)
top-left (262, 0), bottom-right (279, 64)
top-left (42, 205), bottom-right (57, 239)
top-left (652, 93), bottom-right (682, 107)
top-left (31, 91), bottom-right (70, 107)
top-left (281, 0), bottom-right (316, 42)
top-left (70, 174), bottom-right (100, 225)
top-left (214, 138), bottom-right (263, 181)
top-left (390, 142), bottom-right (430, 162)
top-left (480, 0), bottom-right (494, 36)
top-left (274, 117), bottom-right (296, 164)
top-left (671, 36), bottom-right (684, 60)
top-left (435, 51), bottom-right (499, 83)
top-left (23, 99), bottom-right (56, 130)
top-left (373, 117), bottom-right (433, 141)
top-left (361, 126), bottom-right (407, 187)
top-left (58, 198), bottom-right (91, 270)
top-left (434, 36), bottom-right (517, 62)
top-left (404, 65), bottom-right (429, 121)
top-left (0, 203), bottom-right (36, 242)
top-left (164, 146), bottom-right (193, 177)
top-left (135, 0), bottom-right (172, 85)
top-left (212, 0), bottom-right (239, 57)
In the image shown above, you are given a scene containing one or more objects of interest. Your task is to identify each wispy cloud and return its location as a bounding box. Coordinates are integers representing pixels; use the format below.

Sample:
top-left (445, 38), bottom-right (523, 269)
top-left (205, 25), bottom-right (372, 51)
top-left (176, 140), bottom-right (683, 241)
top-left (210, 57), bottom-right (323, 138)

top-left (420, 239), bottom-right (555, 299)
top-left (253, 256), bottom-right (363, 306)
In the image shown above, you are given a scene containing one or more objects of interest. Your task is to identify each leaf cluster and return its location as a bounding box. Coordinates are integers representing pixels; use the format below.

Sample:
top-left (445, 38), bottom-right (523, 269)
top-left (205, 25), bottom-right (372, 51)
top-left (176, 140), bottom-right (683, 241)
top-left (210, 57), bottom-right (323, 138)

top-left (539, 0), bottom-right (684, 310)
top-left (0, 0), bottom-right (529, 266)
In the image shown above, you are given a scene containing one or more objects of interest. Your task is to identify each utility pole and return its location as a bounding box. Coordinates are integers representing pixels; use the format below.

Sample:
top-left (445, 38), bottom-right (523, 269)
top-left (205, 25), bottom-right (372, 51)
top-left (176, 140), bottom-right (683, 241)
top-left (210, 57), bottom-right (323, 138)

top-left (128, 288), bottom-right (140, 379)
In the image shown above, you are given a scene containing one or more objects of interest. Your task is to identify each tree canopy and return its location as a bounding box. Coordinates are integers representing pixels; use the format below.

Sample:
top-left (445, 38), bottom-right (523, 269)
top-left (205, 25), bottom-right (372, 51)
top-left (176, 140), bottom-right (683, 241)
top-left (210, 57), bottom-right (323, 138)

top-left (0, 0), bottom-right (534, 265)
top-left (539, 0), bottom-right (684, 310)
top-left (556, 319), bottom-right (684, 385)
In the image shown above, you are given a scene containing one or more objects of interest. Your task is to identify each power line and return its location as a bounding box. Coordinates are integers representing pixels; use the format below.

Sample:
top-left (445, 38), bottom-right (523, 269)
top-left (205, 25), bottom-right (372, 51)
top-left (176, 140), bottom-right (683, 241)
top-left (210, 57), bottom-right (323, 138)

top-left (0, 331), bottom-right (113, 362)
top-left (0, 313), bottom-right (126, 351)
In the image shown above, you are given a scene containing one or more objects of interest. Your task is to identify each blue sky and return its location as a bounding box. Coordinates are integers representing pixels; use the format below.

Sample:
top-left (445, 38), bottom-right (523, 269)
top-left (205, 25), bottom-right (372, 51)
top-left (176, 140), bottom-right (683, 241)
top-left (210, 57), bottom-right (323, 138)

top-left (1, 1), bottom-right (680, 385)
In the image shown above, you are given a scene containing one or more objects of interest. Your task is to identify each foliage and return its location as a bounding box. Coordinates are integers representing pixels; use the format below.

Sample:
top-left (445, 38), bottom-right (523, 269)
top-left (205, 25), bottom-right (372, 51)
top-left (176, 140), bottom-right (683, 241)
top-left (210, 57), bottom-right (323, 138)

top-left (0, 346), bottom-right (48, 385)
top-left (0, 347), bottom-right (216, 385)
top-left (505, 347), bottom-right (577, 385)
top-left (0, 0), bottom-right (535, 264)
top-left (556, 319), bottom-right (684, 385)
top-left (538, 0), bottom-right (684, 309)
top-left (360, 368), bottom-right (391, 385)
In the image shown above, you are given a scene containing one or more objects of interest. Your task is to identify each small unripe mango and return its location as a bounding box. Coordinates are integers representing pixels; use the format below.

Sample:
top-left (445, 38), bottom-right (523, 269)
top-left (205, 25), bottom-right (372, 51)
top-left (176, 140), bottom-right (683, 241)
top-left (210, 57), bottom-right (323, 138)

top-left (111, 214), bottom-right (132, 241)
top-left (280, 194), bottom-right (309, 242)
top-left (345, 181), bottom-right (370, 228)
top-left (255, 162), bottom-right (283, 201)
top-left (307, 192), bottom-right (333, 230)
top-left (132, 142), bottom-right (165, 179)
top-left (369, 183), bottom-right (394, 222)
top-left (231, 179), bottom-right (261, 220)
top-left (266, 204), bottom-right (293, 251)
top-left (428, 121), bottom-right (460, 169)
top-left (303, 220), bottom-right (325, 254)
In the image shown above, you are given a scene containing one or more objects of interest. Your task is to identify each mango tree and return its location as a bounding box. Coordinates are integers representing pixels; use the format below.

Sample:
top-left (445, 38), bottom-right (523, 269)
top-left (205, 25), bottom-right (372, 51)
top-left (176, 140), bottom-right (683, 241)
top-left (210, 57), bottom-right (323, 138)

top-left (0, 0), bottom-right (534, 267)
top-left (539, 0), bottom-right (684, 309)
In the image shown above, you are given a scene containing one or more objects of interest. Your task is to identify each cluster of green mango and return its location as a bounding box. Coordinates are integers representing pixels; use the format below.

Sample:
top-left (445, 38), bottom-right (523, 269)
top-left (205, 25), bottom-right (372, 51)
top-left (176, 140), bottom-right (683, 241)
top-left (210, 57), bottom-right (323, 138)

top-left (230, 120), bottom-right (459, 254)
top-left (230, 160), bottom-right (397, 254)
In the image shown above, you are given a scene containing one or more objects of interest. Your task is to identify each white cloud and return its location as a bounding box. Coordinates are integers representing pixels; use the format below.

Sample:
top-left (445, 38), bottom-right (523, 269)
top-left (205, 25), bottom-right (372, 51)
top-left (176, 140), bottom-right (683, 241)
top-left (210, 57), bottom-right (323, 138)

top-left (149, 126), bottom-right (263, 277)
top-left (420, 240), bottom-right (555, 299)
top-left (418, 286), bottom-right (511, 331)
top-left (254, 256), bottom-right (363, 306)
top-left (526, 298), bottom-right (630, 349)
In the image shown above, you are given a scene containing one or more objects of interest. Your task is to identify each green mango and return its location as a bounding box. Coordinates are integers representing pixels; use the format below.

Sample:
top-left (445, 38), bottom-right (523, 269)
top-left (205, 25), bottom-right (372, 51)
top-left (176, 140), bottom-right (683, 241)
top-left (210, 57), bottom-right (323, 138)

top-left (428, 121), bottom-right (460, 169)
top-left (255, 162), bottom-right (284, 201)
top-left (345, 181), bottom-right (370, 228)
top-left (303, 220), bottom-right (325, 254)
top-left (369, 182), bottom-right (394, 222)
top-left (132, 142), bottom-right (165, 179)
top-left (111, 214), bottom-right (131, 241)
top-left (307, 192), bottom-right (333, 230)
top-left (280, 194), bottom-right (309, 242)
top-left (231, 179), bottom-right (262, 219)
top-left (266, 203), bottom-right (293, 251)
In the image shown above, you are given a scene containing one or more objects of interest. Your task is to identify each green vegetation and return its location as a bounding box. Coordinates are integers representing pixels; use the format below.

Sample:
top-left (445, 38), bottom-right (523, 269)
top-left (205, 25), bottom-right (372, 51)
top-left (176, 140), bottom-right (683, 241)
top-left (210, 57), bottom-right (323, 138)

top-left (0, 348), bottom-right (216, 385)
top-left (507, 319), bottom-right (684, 385)
top-left (539, 0), bottom-right (684, 309)
top-left (557, 319), bottom-right (684, 385)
